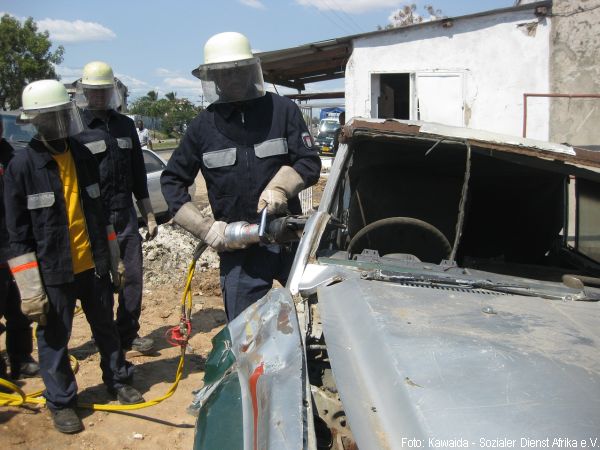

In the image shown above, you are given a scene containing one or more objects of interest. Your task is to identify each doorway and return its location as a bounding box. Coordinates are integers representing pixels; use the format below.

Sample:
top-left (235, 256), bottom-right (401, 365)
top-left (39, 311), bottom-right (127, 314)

top-left (377, 73), bottom-right (410, 119)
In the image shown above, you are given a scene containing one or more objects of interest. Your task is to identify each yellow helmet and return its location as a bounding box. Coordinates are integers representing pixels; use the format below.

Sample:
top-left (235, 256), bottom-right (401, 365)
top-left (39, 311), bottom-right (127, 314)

top-left (81, 61), bottom-right (115, 88)
top-left (77, 61), bottom-right (122, 110)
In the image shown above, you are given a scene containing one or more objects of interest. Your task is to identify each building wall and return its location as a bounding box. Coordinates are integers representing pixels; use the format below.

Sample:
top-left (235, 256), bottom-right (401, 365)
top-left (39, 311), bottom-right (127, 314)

top-left (549, 0), bottom-right (600, 145)
top-left (346, 8), bottom-right (551, 139)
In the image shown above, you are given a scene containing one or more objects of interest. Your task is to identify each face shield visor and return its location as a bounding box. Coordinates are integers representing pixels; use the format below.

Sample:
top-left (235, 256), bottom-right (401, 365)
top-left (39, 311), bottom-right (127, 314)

top-left (75, 80), bottom-right (123, 111)
top-left (192, 57), bottom-right (265, 105)
top-left (25, 101), bottom-right (84, 141)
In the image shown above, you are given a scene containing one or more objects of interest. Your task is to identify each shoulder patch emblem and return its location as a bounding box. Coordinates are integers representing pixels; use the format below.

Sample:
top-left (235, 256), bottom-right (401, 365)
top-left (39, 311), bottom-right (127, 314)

top-left (301, 132), bottom-right (314, 149)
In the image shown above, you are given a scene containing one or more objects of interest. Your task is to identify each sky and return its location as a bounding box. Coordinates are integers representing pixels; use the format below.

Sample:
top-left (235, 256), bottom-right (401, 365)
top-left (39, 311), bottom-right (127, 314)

top-left (1, 0), bottom-right (514, 107)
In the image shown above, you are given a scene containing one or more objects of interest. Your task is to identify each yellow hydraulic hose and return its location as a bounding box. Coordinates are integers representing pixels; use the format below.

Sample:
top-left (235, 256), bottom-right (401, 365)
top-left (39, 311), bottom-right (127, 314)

top-left (0, 249), bottom-right (200, 411)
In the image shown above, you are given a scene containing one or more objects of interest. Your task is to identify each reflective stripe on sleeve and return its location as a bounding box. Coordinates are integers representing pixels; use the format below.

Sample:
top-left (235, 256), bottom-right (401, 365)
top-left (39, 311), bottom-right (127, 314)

top-left (10, 261), bottom-right (38, 274)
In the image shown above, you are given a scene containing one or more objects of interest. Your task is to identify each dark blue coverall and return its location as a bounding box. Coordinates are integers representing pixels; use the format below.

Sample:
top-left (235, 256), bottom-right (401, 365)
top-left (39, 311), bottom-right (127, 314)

top-left (3, 138), bottom-right (134, 410)
top-left (161, 92), bottom-right (321, 320)
top-left (0, 138), bottom-right (34, 379)
top-left (76, 110), bottom-right (150, 348)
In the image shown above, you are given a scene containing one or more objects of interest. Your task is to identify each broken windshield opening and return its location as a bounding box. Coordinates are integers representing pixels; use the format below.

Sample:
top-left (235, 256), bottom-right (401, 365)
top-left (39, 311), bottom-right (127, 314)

top-left (317, 131), bottom-right (600, 285)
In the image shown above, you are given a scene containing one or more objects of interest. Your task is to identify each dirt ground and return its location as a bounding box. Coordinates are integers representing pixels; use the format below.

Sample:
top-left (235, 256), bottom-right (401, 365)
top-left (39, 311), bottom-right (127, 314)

top-left (1, 162), bottom-right (329, 450)
top-left (1, 279), bottom-right (225, 450)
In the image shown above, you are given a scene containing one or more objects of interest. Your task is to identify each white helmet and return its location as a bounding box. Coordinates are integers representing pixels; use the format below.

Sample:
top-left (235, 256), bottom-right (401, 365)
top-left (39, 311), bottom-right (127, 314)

top-left (21, 79), bottom-right (84, 141)
top-left (76, 61), bottom-right (122, 110)
top-left (192, 32), bottom-right (265, 105)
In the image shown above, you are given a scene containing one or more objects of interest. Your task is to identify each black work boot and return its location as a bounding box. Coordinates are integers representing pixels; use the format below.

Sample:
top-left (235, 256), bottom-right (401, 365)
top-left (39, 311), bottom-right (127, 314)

top-left (0, 356), bottom-right (7, 379)
top-left (0, 357), bottom-right (11, 393)
top-left (10, 355), bottom-right (40, 379)
top-left (126, 336), bottom-right (154, 355)
top-left (108, 384), bottom-right (145, 405)
top-left (50, 408), bottom-right (83, 434)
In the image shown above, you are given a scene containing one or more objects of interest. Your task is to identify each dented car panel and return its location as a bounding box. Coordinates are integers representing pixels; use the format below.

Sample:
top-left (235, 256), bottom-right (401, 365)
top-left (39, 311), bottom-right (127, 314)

top-left (191, 288), bottom-right (306, 450)
top-left (194, 119), bottom-right (600, 449)
top-left (317, 268), bottom-right (600, 447)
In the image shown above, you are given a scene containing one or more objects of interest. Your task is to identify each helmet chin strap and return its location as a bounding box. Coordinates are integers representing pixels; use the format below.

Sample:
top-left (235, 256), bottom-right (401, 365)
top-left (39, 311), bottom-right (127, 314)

top-left (40, 135), bottom-right (69, 155)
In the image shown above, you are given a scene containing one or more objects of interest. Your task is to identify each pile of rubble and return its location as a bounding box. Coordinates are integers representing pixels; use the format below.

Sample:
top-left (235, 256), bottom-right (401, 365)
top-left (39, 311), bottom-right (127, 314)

top-left (141, 207), bottom-right (219, 288)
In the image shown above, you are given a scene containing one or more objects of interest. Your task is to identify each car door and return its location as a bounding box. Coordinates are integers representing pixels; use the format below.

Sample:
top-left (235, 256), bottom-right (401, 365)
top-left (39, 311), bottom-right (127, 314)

top-left (140, 149), bottom-right (169, 217)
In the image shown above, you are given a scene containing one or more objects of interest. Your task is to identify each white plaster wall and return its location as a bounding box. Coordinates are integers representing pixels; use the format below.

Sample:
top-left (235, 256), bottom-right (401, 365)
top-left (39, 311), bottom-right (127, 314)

top-left (345, 9), bottom-right (551, 140)
top-left (550, 0), bottom-right (600, 145)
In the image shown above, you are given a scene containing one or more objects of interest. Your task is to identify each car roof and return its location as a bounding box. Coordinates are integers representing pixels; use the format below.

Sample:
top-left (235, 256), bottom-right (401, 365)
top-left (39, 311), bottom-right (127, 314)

top-left (342, 118), bottom-right (600, 173)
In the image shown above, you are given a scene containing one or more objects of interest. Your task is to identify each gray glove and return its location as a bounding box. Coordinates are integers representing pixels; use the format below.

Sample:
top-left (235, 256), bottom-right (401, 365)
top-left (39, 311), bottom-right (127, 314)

top-left (204, 220), bottom-right (229, 252)
top-left (8, 252), bottom-right (49, 325)
top-left (173, 202), bottom-right (230, 252)
top-left (137, 197), bottom-right (158, 241)
top-left (257, 166), bottom-right (305, 215)
top-left (107, 225), bottom-right (125, 292)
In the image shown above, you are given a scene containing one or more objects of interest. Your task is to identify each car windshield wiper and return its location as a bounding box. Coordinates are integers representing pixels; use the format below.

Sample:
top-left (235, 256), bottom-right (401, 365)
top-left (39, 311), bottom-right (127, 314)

top-left (367, 270), bottom-right (593, 301)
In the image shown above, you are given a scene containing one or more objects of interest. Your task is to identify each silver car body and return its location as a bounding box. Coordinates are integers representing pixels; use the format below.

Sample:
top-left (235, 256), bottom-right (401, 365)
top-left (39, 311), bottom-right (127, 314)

top-left (192, 119), bottom-right (600, 450)
top-left (136, 148), bottom-right (184, 219)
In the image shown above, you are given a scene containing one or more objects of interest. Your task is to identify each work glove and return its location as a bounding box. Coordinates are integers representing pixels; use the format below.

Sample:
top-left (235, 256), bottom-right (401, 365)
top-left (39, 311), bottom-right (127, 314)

top-left (107, 225), bottom-right (126, 292)
top-left (257, 166), bottom-right (305, 215)
top-left (8, 252), bottom-right (49, 326)
top-left (204, 220), bottom-right (229, 253)
top-left (174, 202), bottom-right (231, 252)
top-left (137, 198), bottom-right (158, 241)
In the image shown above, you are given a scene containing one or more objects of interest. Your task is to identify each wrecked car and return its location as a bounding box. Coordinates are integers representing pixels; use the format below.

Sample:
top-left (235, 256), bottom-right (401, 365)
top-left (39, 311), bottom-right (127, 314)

top-left (189, 119), bottom-right (600, 450)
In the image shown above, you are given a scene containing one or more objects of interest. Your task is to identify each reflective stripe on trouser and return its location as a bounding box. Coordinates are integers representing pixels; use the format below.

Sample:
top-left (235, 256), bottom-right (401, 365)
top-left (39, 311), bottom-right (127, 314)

top-left (0, 267), bottom-right (33, 361)
top-left (37, 269), bottom-right (134, 410)
top-left (111, 206), bottom-right (143, 348)
top-left (219, 243), bottom-right (295, 322)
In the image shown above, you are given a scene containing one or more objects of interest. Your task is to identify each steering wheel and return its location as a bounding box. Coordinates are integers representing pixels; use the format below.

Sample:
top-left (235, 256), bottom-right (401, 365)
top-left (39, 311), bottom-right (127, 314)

top-left (346, 217), bottom-right (452, 263)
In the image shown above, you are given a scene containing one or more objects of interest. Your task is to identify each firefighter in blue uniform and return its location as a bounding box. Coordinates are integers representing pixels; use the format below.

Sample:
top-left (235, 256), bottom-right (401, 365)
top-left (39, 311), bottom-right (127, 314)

top-left (4, 80), bottom-right (144, 433)
top-left (75, 61), bottom-right (157, 354)
top-left (0, 119), bottom-right (39, 380)
top-left (161, 32), bottom-right (321, 321)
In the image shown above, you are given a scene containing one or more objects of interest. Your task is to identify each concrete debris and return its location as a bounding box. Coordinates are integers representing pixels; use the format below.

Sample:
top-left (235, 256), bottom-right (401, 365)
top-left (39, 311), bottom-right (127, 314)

top-left (159, 309), bottom-right (172, 319)
top-left (141, 207), bottom-right (219, 288)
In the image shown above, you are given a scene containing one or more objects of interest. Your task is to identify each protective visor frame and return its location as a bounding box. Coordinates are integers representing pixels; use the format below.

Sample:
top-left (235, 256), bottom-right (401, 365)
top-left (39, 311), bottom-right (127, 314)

top-left (75, 79), bottom-right (123, 111)
top-left (24, 101), bottom-right (85, 141)
top-left (192, 57), bottom-right (265, 105)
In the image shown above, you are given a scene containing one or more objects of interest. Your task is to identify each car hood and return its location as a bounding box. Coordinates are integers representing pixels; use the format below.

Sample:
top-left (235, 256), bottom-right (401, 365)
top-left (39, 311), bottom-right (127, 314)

top-left (315, 266), bottom-right (600, 448)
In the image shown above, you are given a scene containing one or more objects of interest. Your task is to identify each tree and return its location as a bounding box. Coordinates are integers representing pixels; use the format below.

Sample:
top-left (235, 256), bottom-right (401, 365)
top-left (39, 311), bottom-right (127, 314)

top-left (129, 96), bottom-right (167, 120)
top-left (129, 92), bottom-right (200, 138)
top-left (0, 14), bottom-right (64, 110)
top-left (162, 98), bottom-right (198, 138)
top-left (377, 4), bottom-right (444, 30)
top-left (145, 90), bottom-right (158, 102)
